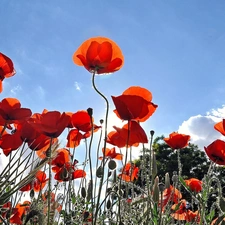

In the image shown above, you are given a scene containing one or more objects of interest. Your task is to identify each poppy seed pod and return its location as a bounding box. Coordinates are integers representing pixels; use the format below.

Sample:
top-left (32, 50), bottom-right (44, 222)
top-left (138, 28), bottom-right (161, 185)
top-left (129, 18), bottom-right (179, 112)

top-left (81, 187), bottom-right (86, 198)
top-left (96, 166), bottom-right (104, 178)
top-left (87, 108), bottom-right (93, 117)
top-left (108, 159), bottom-right (117, 170)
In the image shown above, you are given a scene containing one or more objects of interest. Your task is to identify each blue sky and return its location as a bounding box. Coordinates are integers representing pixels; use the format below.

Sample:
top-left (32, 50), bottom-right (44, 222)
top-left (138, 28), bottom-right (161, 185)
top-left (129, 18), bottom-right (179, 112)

top-left (1, 0), bottom-right (225, 155)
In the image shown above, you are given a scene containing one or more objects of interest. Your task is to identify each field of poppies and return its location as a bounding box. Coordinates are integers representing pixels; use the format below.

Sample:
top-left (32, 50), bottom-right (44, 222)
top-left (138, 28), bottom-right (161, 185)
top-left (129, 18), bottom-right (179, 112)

top-left (0, 37), bottom-right (225, 225)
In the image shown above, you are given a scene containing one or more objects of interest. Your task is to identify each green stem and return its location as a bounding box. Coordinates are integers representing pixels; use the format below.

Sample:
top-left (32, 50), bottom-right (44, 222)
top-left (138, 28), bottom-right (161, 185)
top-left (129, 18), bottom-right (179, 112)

top-left (92, 71), bottom-right (110, 225)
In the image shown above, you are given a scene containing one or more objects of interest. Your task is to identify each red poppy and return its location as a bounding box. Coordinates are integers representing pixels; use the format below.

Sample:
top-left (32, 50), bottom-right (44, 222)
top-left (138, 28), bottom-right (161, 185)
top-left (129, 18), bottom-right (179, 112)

top-left (28, 134), bottom-right (58, 159)
top-left (20, 170), bottom-right (48, 192)
top-left (107, 121), bottom-right (148, 148)
top-left (1, 201), bottom-right (30, 225)
top-left (42, 192), bottom-right (62, 213)
top-left (0, 98), bottom-right (32, 126)
top-left (161, 185), bottom-right (182, 209)
top-left (214, 119), bottom-right (225, 136)
top-left (0, 52), bottom-right (16, 93)
top-left (71, 110), bottom-right (101, 133)
top-left (51, 149), bottom-right (86, 182)
top-left (119, 162), bottom-right (139, 182)
top-left (112, 86), bottom-right (158, 122)
top-left (73, 37), bottom-right (124, 74)
top-left (66, 129), bottom-right (83, 148)
top-left (185, 178), bottom-right (202, 193)
top-left (29, 110), bottom-right (70, 138)
top-left (204, 139), bottom-right (225, 165)
top-left (171, 199), bottom-right (200, 223)
top-left (0, 127), bottom-right (23, 156)
top-left (164, 132), bottom-right (190, 149)
top-left (99, 147), bottom-right (123, 160)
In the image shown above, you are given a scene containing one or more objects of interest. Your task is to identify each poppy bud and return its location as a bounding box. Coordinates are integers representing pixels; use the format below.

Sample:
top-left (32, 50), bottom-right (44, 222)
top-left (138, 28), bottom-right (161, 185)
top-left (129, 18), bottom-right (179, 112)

top-left (219, 197), bottom-right (225, 212)
top-left (100, 119), bottom-right (104, 124)
top-left (87, 108), bottom-right (93, 117)
top-left (83, 211), bottom-right (90, 221)
top-left (106, 199), bottom-right (112, 209)
top-left (30, 189), bottom-right (35, 198)
top-left (96, 166), bottom-right (104, 178)
top-left (172, 171), bottom-right (178, 184)
top-left (60, 167), bottom-right (69, 180)
top-left (152, 152), bottom-right (157, 178)
top-left (165, 172), bottom-right (170, 189)
top-left (153, 176), bottom-right (159, 202)
top-left (108, 159), bottom-right (117, 170)
top-left (81, 187), bottom-right (86, 198)
top-left (87, 180), bottom-right (92, 202)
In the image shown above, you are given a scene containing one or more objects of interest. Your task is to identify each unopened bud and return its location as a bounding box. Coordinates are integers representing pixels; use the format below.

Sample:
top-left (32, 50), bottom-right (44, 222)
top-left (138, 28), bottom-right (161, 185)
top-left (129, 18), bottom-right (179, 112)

top-left (165, 172), bottom-right (170, 188)
top-left (87, 108), bottom-right (93, 117)
top-left (153, 176), bottom-right (159, 202)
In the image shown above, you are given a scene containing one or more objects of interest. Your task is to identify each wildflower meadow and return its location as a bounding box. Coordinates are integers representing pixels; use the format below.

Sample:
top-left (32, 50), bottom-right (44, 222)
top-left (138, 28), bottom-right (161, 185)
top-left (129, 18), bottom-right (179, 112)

top-left (1, 36), bottom-right (225, 225)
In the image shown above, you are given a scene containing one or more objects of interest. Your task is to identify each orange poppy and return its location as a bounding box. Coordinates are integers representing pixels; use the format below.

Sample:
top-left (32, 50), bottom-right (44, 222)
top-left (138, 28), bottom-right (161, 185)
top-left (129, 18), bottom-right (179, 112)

top-left (164, 132), bottom-right (190, 149)
top-left (184, 178), bottom-right (202, 193)
top-left (171, 199), bottom-right (200, 223)
top-left (204, 139), bottom-right (225, 165)
top-left (0, 52), bottom-right (16, 93)
top-left (107, 121), bottom-right (148, 148)
top-left (112, 86), bottom-right (158, 122)
top-left (211, 217), bottom-right (225, 225)
top-left (29, 110), bottom-right (70, 138)
top-left (99, 147), bottom-right (123, 160)
top-left (73, 37), bottom-right (124, 74)
top-left (214, 119), bottom-right (225, 136)
top-left (0, 98), bottom-right (32, 126)
top-left (161, 185), bottom-right (182, 209)
top-left (119, 162), bottom-right (139, 182)
top-left (20, 170), bottom-right (48, 192)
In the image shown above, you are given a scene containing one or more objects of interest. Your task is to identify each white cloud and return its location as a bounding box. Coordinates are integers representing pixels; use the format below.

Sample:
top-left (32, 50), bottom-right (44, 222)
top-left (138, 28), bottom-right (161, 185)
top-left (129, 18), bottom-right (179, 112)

top-left (178, 105), bottom-right (225, 150)
top-left (74, 81), bottom-right (81, 91)
top-left (10, 85), bottom-right (22, 95)
top-left (35, 85), bottom-right (45, 100)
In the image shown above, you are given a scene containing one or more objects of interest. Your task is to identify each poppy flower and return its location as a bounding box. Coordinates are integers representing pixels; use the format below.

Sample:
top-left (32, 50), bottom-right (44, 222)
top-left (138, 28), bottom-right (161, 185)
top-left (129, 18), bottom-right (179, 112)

top-left (99, 147), bottom-right (123, 160)
top-left (0, 128), bottom-right (23, 156)
top-left (0, 98), bottom-right (32, 126)
top-left (171, 199), bottom-right (200, 223)
top-left (28, 134), bottom-right (58, 159)
top-left (71, 110), bottom-right (101, 133)
top-left (119, 162), bottom-right (139, 182)
top-left (42, 192), bottom-right (62, 214)
top-left (204, 139), bottom-right (225, 165)
top-left (161, 185), bottom-right (182, 209)
top-left (112, 86), bottom-right (158, 122)
top-left (1, 201), bottom-right (30, 225)
top-left (214, 119), bottom-right (225, 136)
top-left (51, 149), bottom-right (86, 182)
top-left (66, 129), bottom-right (83, 148)
top-left (0, 52), bottom-right (16, 93)
top-left (184, 178), bottom-right (202, 193)
top-left (211, 217), bottom-right (225, 225)
top-left (20, 170), bottom-right (48, 192)
top-left (164, 132), bottom-right (190, 149)
top-left (73, 37), bottom-right (124, 74)
top-left (107, 121), bottom-right (148, 148)
top-left (29, 110), bottom-right (70, 138)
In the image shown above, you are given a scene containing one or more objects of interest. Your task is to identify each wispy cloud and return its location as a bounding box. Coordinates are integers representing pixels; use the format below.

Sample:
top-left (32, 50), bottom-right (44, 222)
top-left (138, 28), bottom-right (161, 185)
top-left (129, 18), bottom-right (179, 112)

top-left (74, 81), bottom-right (81, 91)
top-left (178, 105), bottom-right (225, 150)
top-left (35, 85), bottom-right (45, 100)
top-left (10, 85), bottom-right (22, 95)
